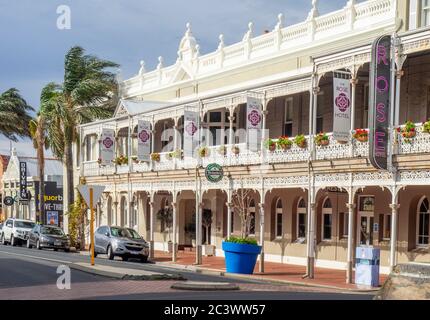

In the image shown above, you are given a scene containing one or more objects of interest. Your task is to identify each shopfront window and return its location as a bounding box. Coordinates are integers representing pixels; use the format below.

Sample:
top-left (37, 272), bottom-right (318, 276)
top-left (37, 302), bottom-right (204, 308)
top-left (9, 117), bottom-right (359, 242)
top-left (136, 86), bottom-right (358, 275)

top-left (275, 199), bottom-right (283, 238)
top-left (422, 0), bottom-right (430, 27)
top-left (297, 198), bottom-right (307, 240)
top-left (417, 197), bottom-right (430, 246)
top-left (322, 198), bottom-right (332, 241)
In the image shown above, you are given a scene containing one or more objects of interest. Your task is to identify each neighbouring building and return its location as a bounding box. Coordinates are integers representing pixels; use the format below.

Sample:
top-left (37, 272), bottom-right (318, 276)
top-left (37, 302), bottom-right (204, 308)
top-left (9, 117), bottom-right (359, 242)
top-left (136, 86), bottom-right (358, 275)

top-left (0, 154), bottom-right (10, 222)
top-left (3, 148), bottom-right (64, 226)
top-left (77, 0), bottom-right (430, 282)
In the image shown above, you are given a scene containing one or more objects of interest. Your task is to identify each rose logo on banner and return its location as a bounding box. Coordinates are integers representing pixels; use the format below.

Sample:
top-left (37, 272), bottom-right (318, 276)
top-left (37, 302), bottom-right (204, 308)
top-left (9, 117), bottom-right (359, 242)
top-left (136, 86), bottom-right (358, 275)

top-left (138, 130), bottom-right (150, 143)
top-left (185, 122), bottom-right (197, 136)
top-left (103, 137), bottom-right (113, 149)
top-left (248, 110), bottom-right (262, 127)
top-left (335, 93), bottom-right (350, 112)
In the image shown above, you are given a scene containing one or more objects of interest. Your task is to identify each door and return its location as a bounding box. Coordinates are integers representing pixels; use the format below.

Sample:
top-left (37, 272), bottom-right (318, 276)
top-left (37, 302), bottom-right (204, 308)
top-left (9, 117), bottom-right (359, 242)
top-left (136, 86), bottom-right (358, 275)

top-left (358, 214), bottom-right (374, 246)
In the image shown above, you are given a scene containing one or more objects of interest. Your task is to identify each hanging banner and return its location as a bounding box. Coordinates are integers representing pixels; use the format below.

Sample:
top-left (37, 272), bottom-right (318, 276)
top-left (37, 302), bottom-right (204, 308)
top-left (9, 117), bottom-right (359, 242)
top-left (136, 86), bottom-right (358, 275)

top-left (100, 128), bottom-right (115, 165)
top-left (137, 120), bottom-right (151, 161)
top-left (246, 97), bottom-right (263, 152)
top-left (184, 109), bottom-right (200, 158)
top-left (19, 162), bottom-right (28, 201)
top-left (369, 35), bottom-right (392, 171)
top-left (333, 74), bottom-right (351, 142)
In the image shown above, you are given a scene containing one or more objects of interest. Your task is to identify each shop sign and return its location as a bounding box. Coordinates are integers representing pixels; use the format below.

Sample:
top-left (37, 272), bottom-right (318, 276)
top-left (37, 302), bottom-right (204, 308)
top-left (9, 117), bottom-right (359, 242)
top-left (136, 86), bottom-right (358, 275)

top-left (19, 162), bottom-right (28, 200)
top-left (205, 163), bottom-right (224, 183)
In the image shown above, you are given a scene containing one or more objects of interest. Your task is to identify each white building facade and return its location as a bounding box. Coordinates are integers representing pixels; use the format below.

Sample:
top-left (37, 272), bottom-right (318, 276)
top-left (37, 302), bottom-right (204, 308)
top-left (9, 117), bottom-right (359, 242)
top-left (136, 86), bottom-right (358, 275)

top-left (78, 0), bottom-right (430, 282)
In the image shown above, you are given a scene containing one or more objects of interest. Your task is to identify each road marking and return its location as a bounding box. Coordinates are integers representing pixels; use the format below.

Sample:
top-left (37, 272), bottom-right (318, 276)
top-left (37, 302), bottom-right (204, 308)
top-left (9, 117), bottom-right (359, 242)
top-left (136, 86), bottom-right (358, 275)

top-left (0, 249), bottom-right (73, 266)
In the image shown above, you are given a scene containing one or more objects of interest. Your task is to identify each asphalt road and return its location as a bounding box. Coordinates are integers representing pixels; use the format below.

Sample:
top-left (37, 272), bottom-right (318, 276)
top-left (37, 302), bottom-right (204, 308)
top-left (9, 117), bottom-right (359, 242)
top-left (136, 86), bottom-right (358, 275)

top-left (0, 245), bottom-right (374, 300)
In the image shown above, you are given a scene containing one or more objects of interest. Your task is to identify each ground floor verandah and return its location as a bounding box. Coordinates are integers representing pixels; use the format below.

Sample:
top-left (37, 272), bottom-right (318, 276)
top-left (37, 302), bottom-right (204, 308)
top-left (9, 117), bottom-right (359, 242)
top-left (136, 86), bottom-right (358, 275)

top-left (152, 250), bottom-right (388, 290)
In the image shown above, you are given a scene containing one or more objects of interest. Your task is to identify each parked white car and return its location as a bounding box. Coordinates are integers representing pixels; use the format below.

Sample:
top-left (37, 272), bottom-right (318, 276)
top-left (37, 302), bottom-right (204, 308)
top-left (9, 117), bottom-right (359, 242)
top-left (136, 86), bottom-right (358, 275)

top-left (1, 218), bottom-right (36, 246)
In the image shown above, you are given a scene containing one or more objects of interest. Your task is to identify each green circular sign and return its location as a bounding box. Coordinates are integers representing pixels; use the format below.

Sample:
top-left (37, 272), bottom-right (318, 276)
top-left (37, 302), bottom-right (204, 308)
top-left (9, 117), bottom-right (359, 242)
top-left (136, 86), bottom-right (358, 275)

top-left (205, 163), bottom-right (224, 183)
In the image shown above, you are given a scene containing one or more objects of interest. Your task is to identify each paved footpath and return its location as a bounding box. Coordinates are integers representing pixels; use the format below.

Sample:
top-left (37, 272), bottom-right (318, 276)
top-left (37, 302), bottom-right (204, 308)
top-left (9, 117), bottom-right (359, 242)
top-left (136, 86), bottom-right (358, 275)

top-left (0, 246), bottom-right (373, 300)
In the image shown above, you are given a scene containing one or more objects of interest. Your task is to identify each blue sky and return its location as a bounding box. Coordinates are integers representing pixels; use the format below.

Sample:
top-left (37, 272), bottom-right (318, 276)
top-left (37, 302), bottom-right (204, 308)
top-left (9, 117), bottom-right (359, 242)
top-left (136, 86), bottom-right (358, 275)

top-left (0, 0), bottom-right (354, 156)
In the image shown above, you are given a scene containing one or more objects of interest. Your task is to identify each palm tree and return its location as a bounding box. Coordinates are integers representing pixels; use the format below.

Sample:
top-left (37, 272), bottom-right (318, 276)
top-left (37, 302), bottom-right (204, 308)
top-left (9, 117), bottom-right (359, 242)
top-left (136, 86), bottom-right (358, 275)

top-left (41, 46), bottom-right (119, 211)
top-left (0, 88), bottom-right (34, 140)
top-left (29, 114), bottom-right (49, 224)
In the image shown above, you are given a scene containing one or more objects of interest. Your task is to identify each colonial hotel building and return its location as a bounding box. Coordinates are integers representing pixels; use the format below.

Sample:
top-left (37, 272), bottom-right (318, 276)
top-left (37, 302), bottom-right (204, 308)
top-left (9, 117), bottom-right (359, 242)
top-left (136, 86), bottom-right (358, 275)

top-left (77, 0), bottom-right (430, 282)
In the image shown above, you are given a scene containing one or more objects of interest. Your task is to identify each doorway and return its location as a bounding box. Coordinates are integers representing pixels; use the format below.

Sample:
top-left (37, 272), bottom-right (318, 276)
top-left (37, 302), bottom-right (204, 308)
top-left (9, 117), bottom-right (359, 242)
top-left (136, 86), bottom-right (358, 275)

top-left (357, 196), bottom-right (375, 246)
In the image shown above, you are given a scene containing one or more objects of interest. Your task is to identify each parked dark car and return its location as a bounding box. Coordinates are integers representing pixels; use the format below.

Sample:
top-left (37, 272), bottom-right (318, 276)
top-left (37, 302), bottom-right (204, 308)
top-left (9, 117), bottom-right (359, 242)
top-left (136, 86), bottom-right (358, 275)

top-left (27, 224), bottom-right (70, 252)
top-left (94, 226), bottom-right (149, 262)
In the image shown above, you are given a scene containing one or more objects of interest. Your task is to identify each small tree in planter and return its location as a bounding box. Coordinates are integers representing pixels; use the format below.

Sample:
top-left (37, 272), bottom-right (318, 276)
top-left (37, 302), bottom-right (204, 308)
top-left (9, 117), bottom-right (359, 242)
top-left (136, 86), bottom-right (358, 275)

top-left (157, 206), bottom-right (173, 252)
top-left (202, 210), bottom-right (215, 256)
top-left (222, 179), bottom-right (261, 275)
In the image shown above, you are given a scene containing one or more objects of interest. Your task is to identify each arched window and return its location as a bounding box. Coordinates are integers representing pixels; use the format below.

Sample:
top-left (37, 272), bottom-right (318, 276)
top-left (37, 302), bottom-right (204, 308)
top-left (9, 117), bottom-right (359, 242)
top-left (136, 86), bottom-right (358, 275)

top-left (120, 196), bottom-right (127, 227)
top-left (417, 197), bottom-right (430, 246)
top-left (249, 199), bottom-right (256, 236)
top-left (85, 134), bottom-right (98, 161)
top-left (275, 198), bottom-right (283, 238)
top-left (297, 198), bottom-right (307, 239)
top-left (322, 197), bottom-right (333, 241)
top-left (107, 196), bottom-right (112, 226)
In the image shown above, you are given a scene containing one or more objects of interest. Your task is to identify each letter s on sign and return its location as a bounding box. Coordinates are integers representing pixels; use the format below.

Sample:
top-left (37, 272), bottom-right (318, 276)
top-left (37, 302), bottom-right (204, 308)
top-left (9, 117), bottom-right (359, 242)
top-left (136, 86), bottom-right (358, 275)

top-left (376, 103), bottom-right (386, 123)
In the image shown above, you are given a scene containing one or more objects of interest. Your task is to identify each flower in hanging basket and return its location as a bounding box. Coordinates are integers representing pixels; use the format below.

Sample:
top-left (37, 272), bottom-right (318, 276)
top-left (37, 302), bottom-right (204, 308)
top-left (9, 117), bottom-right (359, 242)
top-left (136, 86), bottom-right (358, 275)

top-left (97, 158), bottom-right (102, 164)
top-left (151, 153), bottom-right (160, 162)
top-left (294, 134), bottom-right (307, 148)
top-left (315, 132), bottom-right (329, 147)
top-left (114, 155), bottom-right (128, 165)
top-left (231, 145), bottom-right (240, 155)
top-left (131, 156), bottom-right (139, 164)
top-left (277, 136), bottom-right (292, 150)
top-left (353, 129), bottom-right (369, 143)
top-left (198, 146), bottom-right (210, 158)
top-left (399, 121), bottom-right (417, 143)
top-left (264, 138), bottom-right (277, 152)
top-left (218, 145), bottom-right (227, 156)
top-left (423, 120), bottom-right (430, 134)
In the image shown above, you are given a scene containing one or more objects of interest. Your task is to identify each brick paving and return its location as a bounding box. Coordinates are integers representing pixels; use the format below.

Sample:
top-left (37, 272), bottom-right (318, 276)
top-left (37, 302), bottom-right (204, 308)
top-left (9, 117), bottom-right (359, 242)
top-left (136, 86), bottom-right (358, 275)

top-left (153, 250), bottom-right (387, 290)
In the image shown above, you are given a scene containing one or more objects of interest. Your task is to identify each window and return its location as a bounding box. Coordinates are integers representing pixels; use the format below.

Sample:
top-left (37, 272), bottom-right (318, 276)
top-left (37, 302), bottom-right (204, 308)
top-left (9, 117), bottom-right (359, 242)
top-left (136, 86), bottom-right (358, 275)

top-left (381, 214), bottom-right (391, 240)
top-left (297, 198), bottom-right (307, 239)
top-left (209, 111), bottom-right (222, 123)
top-left (275, 199), bottom-right (283, 238)
top-left (249, 200), bottom-right (256, 236)
top-left (284, 98), bottom-right (293, 137)
top-left (316, 99), bottom-right (323, 134)
top-left (422, 0), bottom-right (430, 27)
top-left (322, 198), bottom-right (332, 241)
top-left (363, 84), bottom-right (369, 128)
top-left (341, 212), bottom-right (349, 238)
top-left (359, 196), bottom-right (375, 212)
top-left (417, 197), bottom-right (430, 246)
top-left (85, 135), bottom-right (97, 161)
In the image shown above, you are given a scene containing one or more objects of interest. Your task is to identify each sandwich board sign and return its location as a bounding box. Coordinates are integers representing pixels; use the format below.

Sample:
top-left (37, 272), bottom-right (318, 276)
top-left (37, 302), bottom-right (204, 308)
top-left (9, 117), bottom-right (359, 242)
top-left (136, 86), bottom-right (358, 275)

top-left (77, 185), bottom-right (105, 209)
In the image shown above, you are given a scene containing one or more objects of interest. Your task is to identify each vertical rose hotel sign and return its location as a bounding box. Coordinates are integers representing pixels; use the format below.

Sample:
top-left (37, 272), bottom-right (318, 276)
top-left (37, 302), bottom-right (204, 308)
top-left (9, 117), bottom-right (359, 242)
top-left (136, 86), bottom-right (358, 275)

top-left (369, 35), bottom-right (392, 171)
top-left (100, 128), bottom-right (115, 165)
top-left (137, 120), bottom-right (151, 162)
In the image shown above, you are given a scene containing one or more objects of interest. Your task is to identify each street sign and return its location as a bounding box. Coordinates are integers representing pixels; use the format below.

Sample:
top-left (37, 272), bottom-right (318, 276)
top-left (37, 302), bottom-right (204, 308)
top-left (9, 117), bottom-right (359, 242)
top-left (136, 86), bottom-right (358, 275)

top-left (205, 163), bottom-right (224, 183)
top-left (77, 185), bottom-right (105, 209)
top-left (3, 196), bottom-right (14, 206)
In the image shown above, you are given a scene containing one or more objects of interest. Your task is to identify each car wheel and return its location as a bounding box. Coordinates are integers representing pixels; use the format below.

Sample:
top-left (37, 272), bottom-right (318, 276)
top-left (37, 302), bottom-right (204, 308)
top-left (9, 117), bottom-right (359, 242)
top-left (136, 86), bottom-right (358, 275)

top-left (0, 233), bottom-right (6, 245)
top-left (64, 248), bottom-right (70, 253)
top-left (122, 256), bottom-right (129, 261)
top-left (106, 245), bottom-right (114, 260)
top-left (27, 239), bottom-right (32, 249)
top-left (140, 256), bottom-right (148, 263)
top-left (54, 248), bottom-right (58, 251)
top-left (10, 235), bottom-right (16, 246)
top-left (36, 240), bottom-right (42, 250)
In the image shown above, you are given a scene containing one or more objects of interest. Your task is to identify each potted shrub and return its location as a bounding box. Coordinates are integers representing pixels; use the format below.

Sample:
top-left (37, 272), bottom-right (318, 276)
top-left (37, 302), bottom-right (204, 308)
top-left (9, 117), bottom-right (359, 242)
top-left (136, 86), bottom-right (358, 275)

top-left (264, 138), bottom-right (277, 152)
top-left (231, 145), bottom-right (240, 155)
top-left (277, 136), bottom-right (292, 150)
top-left (157, 206), bottom-right (173, 253)
top-left (198, 146), bottom-right (210, 158)
top-left (222, 181), bottom-right (261, 275)
top-left (315, 132), bottom-right (329, 147)
top-left (218, 145), bottom-right (227, 156)
top-left (294, 134), bottom-right (307, 149)
top-left (398, 120), bottom-right (417, 143)
top-left (423, 120), bottom-right (430, 134)
top-left (202, 210), bottom-right (215, 256)
top-left (353, 129), bottom-right (369, 143)
top-left (151, 153), bottom-right (160, 162)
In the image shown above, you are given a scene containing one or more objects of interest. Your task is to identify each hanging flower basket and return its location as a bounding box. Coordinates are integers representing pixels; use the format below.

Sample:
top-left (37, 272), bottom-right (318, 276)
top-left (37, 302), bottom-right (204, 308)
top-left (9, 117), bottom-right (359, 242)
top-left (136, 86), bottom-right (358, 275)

top-left (315, 133), bottom-right (329, 147)
top-left (353, 129), bottom-right (369, 143)
top-left (218, 145), bottom-right (227, 156)
top-left (198, 146), bottom-right (210, 158)
top-left (277, 136), bottom-right (292, 150)
top-left (398, 121), bottom-right (417, 143)
top-left (294, 135), bottom-right (307, 149)
top-left (151, 153), bottom-right (160, 162)
top-left (231, 145), bottom-right (240, 155)
top-left (423, 120), bottom-right (430, 134)
top-left (264, 139), bottom-right (277, 152)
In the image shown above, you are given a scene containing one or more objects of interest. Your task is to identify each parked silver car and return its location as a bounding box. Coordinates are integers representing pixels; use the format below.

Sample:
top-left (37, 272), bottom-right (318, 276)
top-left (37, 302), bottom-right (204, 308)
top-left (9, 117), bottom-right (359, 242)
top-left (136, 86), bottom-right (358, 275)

top-left (94, 226), bottom-right (149, 262)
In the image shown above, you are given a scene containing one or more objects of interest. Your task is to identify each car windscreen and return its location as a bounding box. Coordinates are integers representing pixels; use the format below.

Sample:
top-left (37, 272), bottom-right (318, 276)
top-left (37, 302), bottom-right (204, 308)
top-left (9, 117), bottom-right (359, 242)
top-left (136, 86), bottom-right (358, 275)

top-left (41, 227), bottom-right (65, 236)
top-left (14, 221), bottom-right (35, 229)
top-left (110, 227), bottom-right (132, 238)
top-left (127, 229), bottom-right (142, 239)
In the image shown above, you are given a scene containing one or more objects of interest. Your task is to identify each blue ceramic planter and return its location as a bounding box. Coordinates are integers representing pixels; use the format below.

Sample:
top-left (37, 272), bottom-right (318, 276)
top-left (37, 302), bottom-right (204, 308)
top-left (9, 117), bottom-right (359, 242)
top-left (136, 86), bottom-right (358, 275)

top-left (222, 241), bottom-right (262, 275)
